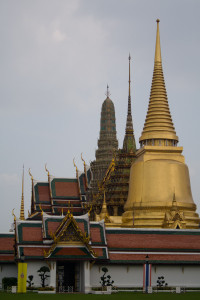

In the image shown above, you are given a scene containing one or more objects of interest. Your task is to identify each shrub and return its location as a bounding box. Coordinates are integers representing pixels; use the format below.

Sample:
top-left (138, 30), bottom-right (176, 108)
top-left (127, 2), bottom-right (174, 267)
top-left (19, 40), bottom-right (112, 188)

top-left (37, 266), bottom-right (50, 287)
top-left (2, 277), bottom-right (17, 290)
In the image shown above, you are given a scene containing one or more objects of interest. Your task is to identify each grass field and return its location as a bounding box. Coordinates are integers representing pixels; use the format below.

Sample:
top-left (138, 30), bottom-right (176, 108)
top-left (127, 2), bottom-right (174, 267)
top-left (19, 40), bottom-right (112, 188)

top-left (1, 292), bottom-right (200, 300)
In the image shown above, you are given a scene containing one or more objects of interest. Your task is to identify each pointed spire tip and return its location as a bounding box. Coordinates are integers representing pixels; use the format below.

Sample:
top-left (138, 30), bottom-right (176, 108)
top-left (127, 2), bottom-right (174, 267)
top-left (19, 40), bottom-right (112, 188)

top-left (105, 85), bottom-right (110, 98)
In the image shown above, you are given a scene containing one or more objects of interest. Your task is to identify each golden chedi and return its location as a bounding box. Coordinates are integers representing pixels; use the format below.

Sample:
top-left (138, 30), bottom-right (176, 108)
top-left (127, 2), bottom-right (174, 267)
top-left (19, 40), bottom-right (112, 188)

top-left (122, 20), bottom-right (200, 229)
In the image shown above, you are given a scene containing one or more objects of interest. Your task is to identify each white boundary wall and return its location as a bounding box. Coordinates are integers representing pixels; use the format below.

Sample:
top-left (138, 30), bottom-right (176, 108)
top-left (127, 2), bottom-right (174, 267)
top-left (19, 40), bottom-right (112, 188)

top-left (27, 261), bottom-right (50, 287)
top-left (0, 264), bottom-right (17, 287)
top-left (91, 264), bottom-right (200, 289)
top-left (151, 265), bottom-right (200, 287)
top-left (90, 264), bottom-right (143, 288)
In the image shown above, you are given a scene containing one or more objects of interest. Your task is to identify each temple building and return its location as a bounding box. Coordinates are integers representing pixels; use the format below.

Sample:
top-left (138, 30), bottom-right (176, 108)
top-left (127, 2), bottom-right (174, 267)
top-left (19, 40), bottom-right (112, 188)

top-left (1, 20), bottom-right (200, 293)
top-left (89, 86), bottom-right (118, 196)
top-left (93, 55), bottom-right (136, 224)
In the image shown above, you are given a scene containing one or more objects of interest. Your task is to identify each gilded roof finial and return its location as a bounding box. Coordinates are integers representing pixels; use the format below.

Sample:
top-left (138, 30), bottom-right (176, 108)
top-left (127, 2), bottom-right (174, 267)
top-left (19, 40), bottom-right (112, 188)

top-left (155, 18), bottom-right (161, 63)
top-left (12, 208), bottom-right (16, 221)
top-left (45, 163), bottom-right (50, 178)
top-left (20, 165), bottom-right (25, 220)
top-left (81, 153), bottom-right (86, 168)
top-left (28, 168), bottom-right (33, 181)
top-left (105, 84), bottom-right (110, 98)
top-left (73, 158), bottom-right (78, 178)
top-left (81, 153), bottom-right (88, 189)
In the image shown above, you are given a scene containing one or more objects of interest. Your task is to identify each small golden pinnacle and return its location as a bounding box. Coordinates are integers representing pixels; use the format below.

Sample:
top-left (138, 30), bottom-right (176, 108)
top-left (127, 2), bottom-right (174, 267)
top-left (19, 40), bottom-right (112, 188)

top-left (156, 19), bottom-right (160, 23)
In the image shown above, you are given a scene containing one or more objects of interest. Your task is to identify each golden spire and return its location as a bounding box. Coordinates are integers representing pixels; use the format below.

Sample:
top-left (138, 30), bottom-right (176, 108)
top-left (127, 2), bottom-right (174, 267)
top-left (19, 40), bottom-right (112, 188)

top-left (155, 19), bottom-right (161, 63)
top-left (101, 191), bottom-right (109, 215)
top-left (20, 165), bottom-right (25, 220)
top-left (139, 19), bottom-right (178, 146)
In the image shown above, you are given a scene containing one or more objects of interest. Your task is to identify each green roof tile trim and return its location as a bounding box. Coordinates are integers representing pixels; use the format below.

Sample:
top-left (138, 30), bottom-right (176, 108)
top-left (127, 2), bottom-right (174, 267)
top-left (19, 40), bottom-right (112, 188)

top-left (51, 178), bottom-right (79, 199)
top-left (52, 203), bottom-right (82, 207)
top-left (0, 260), bottom-right (15, 264)
top-left (0, 234), bottom-right (15, 238)
top-left (17, 223), bottom-right (43, 244)
top-left (49, 246), bottom-right (93, 259)
top-left (106, 229), bottom-right (200, 236)
top-left (90, 224), bottom-right (106, 245)
top-left (34, 182), bottom-right (49, 204)
top-left (109, 260), bottom-right (200, 265)
top-left (0, 250), bottom-right (13, 254)
top-left (53, 196), bottom-right (80, 201)
top-left (53, 209), bottom-right (82, 215)
top-left (109, 248), bottom-right (200, 252)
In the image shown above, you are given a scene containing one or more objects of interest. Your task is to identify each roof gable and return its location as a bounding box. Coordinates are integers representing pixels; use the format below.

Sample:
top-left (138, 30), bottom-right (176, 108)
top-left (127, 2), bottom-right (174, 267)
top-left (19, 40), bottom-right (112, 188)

top-left (44, 212), bottom-right (96, 259)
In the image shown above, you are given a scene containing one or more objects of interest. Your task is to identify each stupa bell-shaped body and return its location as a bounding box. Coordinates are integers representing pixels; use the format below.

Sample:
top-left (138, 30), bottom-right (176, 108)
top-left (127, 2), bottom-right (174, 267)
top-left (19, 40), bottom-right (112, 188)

top-left (123, 20), bottom-right (200, 229)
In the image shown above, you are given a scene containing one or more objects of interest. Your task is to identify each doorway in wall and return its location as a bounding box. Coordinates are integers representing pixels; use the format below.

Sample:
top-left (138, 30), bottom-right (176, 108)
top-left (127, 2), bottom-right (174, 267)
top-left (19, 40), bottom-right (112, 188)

top-left (57, 261), bottom-right (80, 293)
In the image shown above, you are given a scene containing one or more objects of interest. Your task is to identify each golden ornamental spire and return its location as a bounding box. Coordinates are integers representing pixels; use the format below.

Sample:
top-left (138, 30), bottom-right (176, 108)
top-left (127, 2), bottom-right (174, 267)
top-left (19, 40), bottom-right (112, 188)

top-left (20, 165), bottom-right (25, 220)
top-left (155, 19), bottom-right (161, 63)
top-left (139, 19), bottom-right (178, 146)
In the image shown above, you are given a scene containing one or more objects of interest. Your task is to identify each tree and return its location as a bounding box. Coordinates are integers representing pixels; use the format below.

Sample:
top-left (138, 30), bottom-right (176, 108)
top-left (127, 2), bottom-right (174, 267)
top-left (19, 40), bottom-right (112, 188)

top-left (37, 266), bottom-right (50, 287)
top-left (27, 275), bottom-right (34, 287)
top-left (100, 267), bottom-right (114, 287)
top-left (157, 276), bottom-right (168, 287)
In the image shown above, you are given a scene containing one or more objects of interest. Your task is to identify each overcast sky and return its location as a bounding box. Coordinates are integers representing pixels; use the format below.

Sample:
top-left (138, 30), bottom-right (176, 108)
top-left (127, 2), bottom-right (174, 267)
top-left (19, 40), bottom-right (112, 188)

top-left (0, 0), bottom-right (200, 232)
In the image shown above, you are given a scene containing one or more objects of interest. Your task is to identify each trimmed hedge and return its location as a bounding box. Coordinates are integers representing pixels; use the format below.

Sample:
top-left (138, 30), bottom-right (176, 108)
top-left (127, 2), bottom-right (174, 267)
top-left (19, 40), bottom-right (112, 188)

top-left (2, 277), bottom-right (17, 289)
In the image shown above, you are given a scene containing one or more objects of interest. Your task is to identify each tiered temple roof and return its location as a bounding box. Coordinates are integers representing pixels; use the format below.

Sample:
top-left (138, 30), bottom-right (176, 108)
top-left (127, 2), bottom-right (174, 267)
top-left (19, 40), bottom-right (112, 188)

top-left (93, 56), bottom-right (136, 219)
top-left (89, 86), bottom-right (118, 196)
top-left (28, 167), bottom-right (91, 219)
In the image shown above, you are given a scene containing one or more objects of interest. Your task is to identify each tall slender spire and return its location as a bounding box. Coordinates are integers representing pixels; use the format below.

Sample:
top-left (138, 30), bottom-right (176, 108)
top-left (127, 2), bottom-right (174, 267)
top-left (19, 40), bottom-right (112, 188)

top-left (20, 165), bottom-right (25, 220)
top-left (106, 84), bottom-right (110, 98)
top-left (123, 54), bottom-right (136, 152)
top-left (155, 19), bottom-right (162, 63)
top-left (139, 19), bottom-right (178, 147)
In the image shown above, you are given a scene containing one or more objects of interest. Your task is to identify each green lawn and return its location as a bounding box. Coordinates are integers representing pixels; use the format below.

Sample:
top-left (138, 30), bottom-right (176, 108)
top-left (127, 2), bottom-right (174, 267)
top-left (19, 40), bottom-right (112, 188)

top-left (1, 292), bottom-right (200, 300)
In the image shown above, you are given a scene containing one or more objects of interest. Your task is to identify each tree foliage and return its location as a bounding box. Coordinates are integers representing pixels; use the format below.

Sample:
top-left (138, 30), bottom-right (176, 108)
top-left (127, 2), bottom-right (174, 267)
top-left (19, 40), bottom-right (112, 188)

top-left (27, 275), bottom-right (34, 287)
top-left (37, 266), bottom-right (50, 287)
top-left (100, 267), bottom-right (114, 287)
